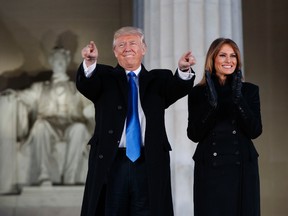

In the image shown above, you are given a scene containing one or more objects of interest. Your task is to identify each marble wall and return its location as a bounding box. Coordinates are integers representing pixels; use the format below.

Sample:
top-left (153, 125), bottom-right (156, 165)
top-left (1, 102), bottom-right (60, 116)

top-left (242, 1), bottom-right (288, 215)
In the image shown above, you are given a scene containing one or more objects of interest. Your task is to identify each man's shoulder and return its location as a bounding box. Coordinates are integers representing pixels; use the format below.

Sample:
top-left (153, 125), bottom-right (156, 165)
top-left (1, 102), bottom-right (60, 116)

top-left (149, 68), bottom-right (172, 76)
top-left (97, 63), bottom-right (114, 70)
top-left (149, 68), bottom-right (171, 73)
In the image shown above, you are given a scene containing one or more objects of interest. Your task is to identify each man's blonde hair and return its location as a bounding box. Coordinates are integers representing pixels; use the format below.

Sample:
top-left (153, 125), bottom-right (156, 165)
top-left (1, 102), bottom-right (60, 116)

top-left (112, 26), bottom-right (146, 49)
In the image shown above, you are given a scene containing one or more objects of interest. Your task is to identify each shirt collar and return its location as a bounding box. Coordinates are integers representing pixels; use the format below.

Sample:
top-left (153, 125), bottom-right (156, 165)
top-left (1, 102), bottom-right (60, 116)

top-left (125, 65), bottom-right (141, 76)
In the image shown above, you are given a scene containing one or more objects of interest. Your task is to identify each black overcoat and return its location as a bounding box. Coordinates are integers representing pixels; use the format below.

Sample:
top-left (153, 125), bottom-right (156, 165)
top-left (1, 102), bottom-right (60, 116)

top-left (187, 77), bottom-right (262, 216)
top-left (76, 63), bottom-right (195, 216)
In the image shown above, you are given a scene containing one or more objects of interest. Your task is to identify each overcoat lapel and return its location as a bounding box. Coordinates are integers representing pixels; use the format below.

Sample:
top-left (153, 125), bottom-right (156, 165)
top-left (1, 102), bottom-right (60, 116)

top-left (139, 65), bottom-right (154, 104)
top-left (114, 64), bottom-right (154, 107)
top-left (114, 65), bottom-right (128, 106)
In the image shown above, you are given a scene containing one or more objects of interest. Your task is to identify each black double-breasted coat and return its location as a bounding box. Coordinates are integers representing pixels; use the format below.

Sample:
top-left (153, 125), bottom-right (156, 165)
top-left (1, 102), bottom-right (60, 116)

top-left (76, 63), bottom-right (195, 216)
top-left (187, 76), bottom-right (262, 216)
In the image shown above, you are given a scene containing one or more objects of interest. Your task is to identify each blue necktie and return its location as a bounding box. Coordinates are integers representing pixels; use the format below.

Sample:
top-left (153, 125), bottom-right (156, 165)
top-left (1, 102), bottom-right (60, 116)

top-left (126, 72), bottom-right (141, 162)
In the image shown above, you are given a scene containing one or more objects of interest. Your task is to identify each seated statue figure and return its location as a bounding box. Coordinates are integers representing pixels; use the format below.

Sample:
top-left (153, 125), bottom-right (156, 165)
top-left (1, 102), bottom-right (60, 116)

top-left (13, 47), bottom-right (92, 186)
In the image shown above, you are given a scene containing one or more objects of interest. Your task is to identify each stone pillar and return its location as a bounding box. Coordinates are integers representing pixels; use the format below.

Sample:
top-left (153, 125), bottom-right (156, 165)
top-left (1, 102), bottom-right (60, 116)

top-left (142, 0), bottom-right (243, 215)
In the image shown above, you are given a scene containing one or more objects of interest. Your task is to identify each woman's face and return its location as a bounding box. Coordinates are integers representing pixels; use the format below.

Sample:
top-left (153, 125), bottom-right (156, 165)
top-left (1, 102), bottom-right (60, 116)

top-left (214, 44), bottom-right (237, 79)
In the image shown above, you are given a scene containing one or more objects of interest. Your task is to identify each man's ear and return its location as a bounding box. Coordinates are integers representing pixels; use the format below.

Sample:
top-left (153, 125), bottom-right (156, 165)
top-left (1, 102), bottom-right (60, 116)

top-left (142, 44), bottom-right (147, 55)
top-left (113, 49), bottom-right (118, 58)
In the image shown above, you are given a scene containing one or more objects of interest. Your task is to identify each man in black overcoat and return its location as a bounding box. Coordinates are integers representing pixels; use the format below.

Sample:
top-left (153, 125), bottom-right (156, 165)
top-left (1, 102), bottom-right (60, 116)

top-left (76, 26), bottom-right (196, 216)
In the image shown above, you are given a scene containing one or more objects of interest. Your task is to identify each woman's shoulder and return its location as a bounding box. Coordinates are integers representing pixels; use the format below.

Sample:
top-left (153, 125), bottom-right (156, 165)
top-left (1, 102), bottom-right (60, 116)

top-left (242, 82), bottom-right (259, 91)
top-left (188, 84), bottom-right (206, 98)
top-left (242, 82), bottom-right (260, 98)
top-left (193, 83), bottom-right (206, 91)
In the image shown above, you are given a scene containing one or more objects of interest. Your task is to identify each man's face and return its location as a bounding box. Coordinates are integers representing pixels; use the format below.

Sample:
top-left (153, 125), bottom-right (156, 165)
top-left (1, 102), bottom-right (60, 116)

top-left (113, 34), bottom-right (146, 71)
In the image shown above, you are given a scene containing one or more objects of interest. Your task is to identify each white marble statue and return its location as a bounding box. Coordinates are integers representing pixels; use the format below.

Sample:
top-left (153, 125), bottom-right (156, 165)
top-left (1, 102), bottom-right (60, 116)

top-left (0, 47), bottom-right (93, 189)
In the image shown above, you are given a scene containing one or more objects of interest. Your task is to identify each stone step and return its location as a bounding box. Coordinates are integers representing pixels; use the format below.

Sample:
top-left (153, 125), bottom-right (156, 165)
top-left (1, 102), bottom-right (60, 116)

top-left (0, 186), bottom-right (84, 216)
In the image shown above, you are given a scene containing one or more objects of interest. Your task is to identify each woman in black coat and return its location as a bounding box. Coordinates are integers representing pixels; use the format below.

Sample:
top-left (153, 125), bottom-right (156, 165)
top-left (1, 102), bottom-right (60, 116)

top-left (187, 38), bottom-right (262, 216)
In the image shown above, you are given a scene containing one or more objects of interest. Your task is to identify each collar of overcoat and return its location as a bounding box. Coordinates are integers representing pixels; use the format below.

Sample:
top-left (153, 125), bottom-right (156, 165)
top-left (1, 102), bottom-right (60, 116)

top-left (114, 64), bottom-right (154, 107)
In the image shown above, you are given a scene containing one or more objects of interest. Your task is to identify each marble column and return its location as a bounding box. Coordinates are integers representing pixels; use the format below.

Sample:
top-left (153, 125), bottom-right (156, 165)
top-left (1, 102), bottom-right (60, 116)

top-left (142, 0), bottom-right (243, 215)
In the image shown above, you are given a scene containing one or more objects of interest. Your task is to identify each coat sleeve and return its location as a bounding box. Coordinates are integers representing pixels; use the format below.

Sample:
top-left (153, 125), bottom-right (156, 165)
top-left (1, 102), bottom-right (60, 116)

top-left (187, 86), bottom-right (217, 142)
top-left (162, 69), bottom-right (195, 108)
top-left (235, 83), bottom-right (262, 139)
top-left (76, 63), bottom-right (113, 101)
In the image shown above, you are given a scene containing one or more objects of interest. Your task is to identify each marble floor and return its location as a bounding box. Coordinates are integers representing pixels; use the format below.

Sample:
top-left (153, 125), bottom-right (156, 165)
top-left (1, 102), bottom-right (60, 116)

top-left (0, 185), bottom-right (84, 216)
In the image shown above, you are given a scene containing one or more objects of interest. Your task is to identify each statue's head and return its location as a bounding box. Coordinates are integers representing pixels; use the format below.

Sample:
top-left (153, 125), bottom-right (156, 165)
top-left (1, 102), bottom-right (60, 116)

top-left (48, 47), bottom-right (71, 74)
